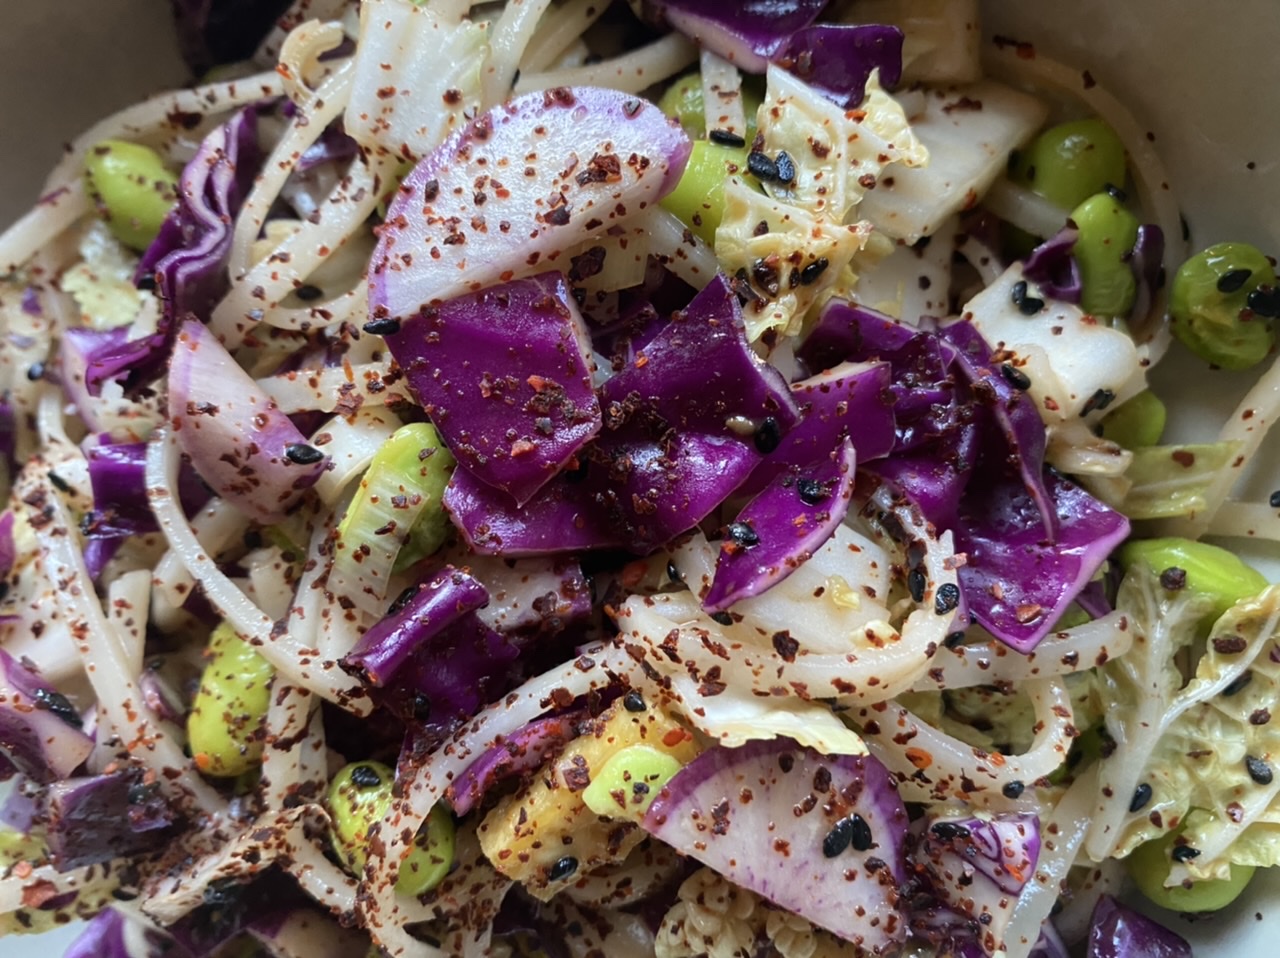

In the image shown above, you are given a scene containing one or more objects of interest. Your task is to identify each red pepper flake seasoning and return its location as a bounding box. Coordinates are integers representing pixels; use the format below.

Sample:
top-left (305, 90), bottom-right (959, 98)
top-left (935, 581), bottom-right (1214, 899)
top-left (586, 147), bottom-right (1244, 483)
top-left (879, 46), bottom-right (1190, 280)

top-left (904, 747), bottom-right (932, 770)
top-left (1211, 635), bottom-right (1248, 654)
top-left (1171, 449), bottom-right (1196, 468)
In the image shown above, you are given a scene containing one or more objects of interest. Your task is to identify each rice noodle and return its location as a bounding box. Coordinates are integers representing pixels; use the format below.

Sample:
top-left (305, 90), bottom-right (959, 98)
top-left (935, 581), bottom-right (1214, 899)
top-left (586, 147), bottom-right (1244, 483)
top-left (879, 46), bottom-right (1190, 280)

top-left (484, 0), bottom-right (556, 107)
top-left (151, 497), bottom-right (249, 618)
top-left (699, 50), bottom-right (747, 137)
top-left (1206, 499), bottom-right (1280, 541)
top-left (855, 677), bottom-right (1076, 807)
top-left (0, 179), bottom-right (88, 275)
top-left (257, 355), bottom-right (397, 414)
top-left (513, 32), bottom-right (698, 96)
top-left (277, 18), bottom-right (351, 104)
top-left (146, 429), bottom-right (364, 706)
top-left (520, 0), bottom-right (609, 73)
top-left (642, 207), bottom-right (720, 288)
top-left (995, 766), bottom-right (1097, 958)
top-left (17, 464), bottom-right (226, 817)
top-left (911, 611), bottom-right (1133, 691)
top-left (107, 569), bottom-right (152, 677)
top-left (1161, 354), bottom-right (1280, 538)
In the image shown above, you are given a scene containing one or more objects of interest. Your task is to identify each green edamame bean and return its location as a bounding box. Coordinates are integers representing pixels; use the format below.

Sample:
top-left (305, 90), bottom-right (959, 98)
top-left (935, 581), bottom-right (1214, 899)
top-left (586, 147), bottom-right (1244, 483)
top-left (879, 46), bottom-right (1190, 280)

top-left (1098, 390), bottom-right (1166, 449)
top-left (581, 744), bottom-right (683, 820)
top-left (1128, 828), bottom-right (1255, 912)
top-left (1119, 537), bottom-right (1268, 624)
top-left (1012, 118), bottom-right (1127, 211)
top-left (1170, 242), bottom-right (1277, 369)
top-left (188, 622), bottom-right (275, 779)
top-left (82, 139), bottom-right (178, 252)
top-left (657, 72), bottom-right (764, 141)
top-left (0, 828), bottom-right (45, 868)
top-left (1070, 192), bottom-right (1139, 317)
top-left (660, 140), bottom-right (754, 243)
top-left (327, 761), bottom-right (455, 895)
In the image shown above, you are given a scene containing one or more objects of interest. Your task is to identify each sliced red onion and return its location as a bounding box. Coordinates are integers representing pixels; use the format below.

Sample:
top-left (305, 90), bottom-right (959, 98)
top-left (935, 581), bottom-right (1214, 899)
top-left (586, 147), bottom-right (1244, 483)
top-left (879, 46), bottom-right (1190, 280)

top-left (168, 319), bottom-right (326, 525)
top-left (0, 647), bottom-right (94, 784)
top-left (386, 272), bottom-right (602, 505)
top-left (370, 87), bottom-right (690, 318)
top-left (917, 814), bottom-right (1042, 897)
top-left (644, 738), bottom-right (908, 954)
top-left (703, 437), bottom-right (856, 612)
top-left (0, 774), bottom-right (42, 832)
top-left (446, 711), bottom-right (582, 817)
top-left (341, 565), bottom-right (490, 687)
top-left (138, 669), bottom-right (187, 724)
top-left (1086, 896), bottom-right (1191, 958)
top-left (82, 439), bottom-right (209, 538)
top-left (0, 511), bottom-right (14, 579)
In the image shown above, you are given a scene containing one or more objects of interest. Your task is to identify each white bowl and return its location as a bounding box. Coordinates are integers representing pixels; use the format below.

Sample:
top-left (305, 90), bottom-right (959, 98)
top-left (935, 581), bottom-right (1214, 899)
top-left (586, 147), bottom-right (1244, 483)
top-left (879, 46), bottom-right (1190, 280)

top-left (3, 2), bottom-right (1278, 956)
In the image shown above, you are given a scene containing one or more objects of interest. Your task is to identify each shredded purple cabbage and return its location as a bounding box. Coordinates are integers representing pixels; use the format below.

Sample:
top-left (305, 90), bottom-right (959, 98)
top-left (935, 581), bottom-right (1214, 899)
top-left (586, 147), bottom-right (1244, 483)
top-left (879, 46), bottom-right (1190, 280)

top-left (81, 107), bottom-right (260, 398)
top-left (81, 440), bottom-right (209, 539)
top-left (1023, 228), bottom-right (1083, 303)
top-left (45, 769), bottom-right (176, 870)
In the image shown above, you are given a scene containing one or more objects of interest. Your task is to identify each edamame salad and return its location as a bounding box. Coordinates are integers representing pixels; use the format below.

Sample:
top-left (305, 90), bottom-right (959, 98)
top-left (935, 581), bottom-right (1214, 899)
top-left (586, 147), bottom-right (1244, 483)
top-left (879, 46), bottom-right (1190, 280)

top-left (0, 2), bottom-right (1276, 957)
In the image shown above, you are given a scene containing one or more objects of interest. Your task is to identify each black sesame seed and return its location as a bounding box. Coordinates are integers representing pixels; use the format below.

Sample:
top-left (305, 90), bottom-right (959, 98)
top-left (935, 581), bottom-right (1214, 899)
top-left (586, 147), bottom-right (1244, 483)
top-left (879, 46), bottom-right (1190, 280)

top-left (350, 764), bottom-right (383, 788)
top-left (48, 471), bottom-right (71, 494)
top-left (284, 443), bottom-right (325, 465)
top-left (295, 284), bottom-right (323, 301)
top-left (412, 692), bottom-right (432, 721)
top-left (1010, 280), bottom-right (1029, 306)
top-left (799, 257), bottom-right (829, 286)
top-left (136, 273), bottom-right (157, 292)
top-left (363, 317), bottom-right (402, 336)
top-left (623, 690), bottom-right (647, 713)
top-left (934, 583), bottom-right (961, 615)
top-left (1002, 780), bottom-right (1025, 799)
top-left (33, 687), bottom-right (82, 727)
top-left (1103, 182), bottom-right (1128, 203)
top-left (1247, 285), bottom-right (1280, 318)
top-left (1000, 364), bottom-right (1032, 391)
top-left (906, 568), bottom-right (927, 603)
top-left (848, 813), bottom-right (873, 852)
top-left (709, 129), bottom-right (746, 148)
top-left (1246, 755), bottom-right (1273, 785)
top-left (1170, 844), bottom-right (1201, 863)
top-left (753, 417), bottom-right (782, 454)
top-left (822, 817), bottom-right (854, 858)
top-left (1081, 388), bottom-right (1116, 415)
top-left (548, 856), bottom-right (579, 881)
top-left (747, 151), bottom-right (780, 182)
top-left (944, 630), bottom-right (966, 648)
top-left (1129, 782), bottom-right (1153, 813)
top-left (1223, 670), bottom-right (1253, 697)
top-left (774, 150), bottom-right (796, 184)
top-left (127, 781), bottom-right (158, 804)
top-left (666, 561), bottom-right (683, 584)
top-left (1217, 268), bottom-right (1253, 294)
top-left (26, 362), bottom-right (44, 382)
top-left (727, 522), bottom-right (760, 548)
top-left (930, 821), bottom-right (970, 840)
top-left (710, 611), bottom-right (734, 626)
top-left (796, 478), bottom-right (827, 506)
top-left (1159, 567), bottom-right (1187, 591)
top-left (1270, 490), bottom-right (1280, 509)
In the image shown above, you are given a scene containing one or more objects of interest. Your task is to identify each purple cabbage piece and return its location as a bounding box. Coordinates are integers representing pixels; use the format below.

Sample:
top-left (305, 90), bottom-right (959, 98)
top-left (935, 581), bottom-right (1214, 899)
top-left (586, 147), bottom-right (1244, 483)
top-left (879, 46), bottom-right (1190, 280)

top-left (1086, 896), bottom-right (1191, 958)
top-left (446, 711), bottom-right (582, 817)
top-left (45, 769), bottom-right (176, 871)
top-left (83, 536), bottom-right (126, 583)
top-left (340, 571), bottom-right (523, 736)
top-left (169, 0), bottom-right (293, 74)
top-left (1023, 227), bottom-right (1083, 304)
top-left (1075, 579), bottom-right (1113, 620)
top-left (0, 647), bottom-right (94, 784)
top-left (82, 441), bottom-right (210, 539)
top-left (64, 907), bottom-right (175, 958)
top-left (387, 272), bottom-right (603, 506)
top-left (1128, 224), bottom-right (1166, 325)
top-left (84, 107), bottom-right (260, 398)
top-left (704, 437), bottom-right (856, 612)
top-left (743, 359), bottom-right (894, 495)
top-left (0, 395), bottom-right (15, 477)
top-left (939, 319), bottom-right (1055, 537)
top-left (0, 775), bottom-right (42, 832)
top-left (444, 428), bottom-right (760, 556)
top-left (954, 468), bottom-right (1129, 653)
top-left (772, 24), bottom-right (904, 107)
top-left (644, 738), bottom-right (908, 952)
top-left (168, 320), bottom-right (326, 525)
top-left (643, 0), bottom-right (829, 72)
top-left (295, 122), bottom-right (359, 173)
top-left (600, 273), bottom-right (800, 440)
top-left (341, 566), bottom-right (490, 687)
top-left (0, 511), bottom-right (14, 580)
top-left (918, 814), bottom-right (1041, 897)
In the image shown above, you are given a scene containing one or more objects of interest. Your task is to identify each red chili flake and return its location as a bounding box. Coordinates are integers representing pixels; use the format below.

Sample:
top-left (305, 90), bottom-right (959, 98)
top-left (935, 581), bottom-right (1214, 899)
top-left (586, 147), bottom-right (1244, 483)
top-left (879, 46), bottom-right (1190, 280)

top-left (662, 727), bottom-right (691, 749)
top-left (1171, 450), bottom-right (1196, 468)
top-left (905, 747), bottom-right (932, 769)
